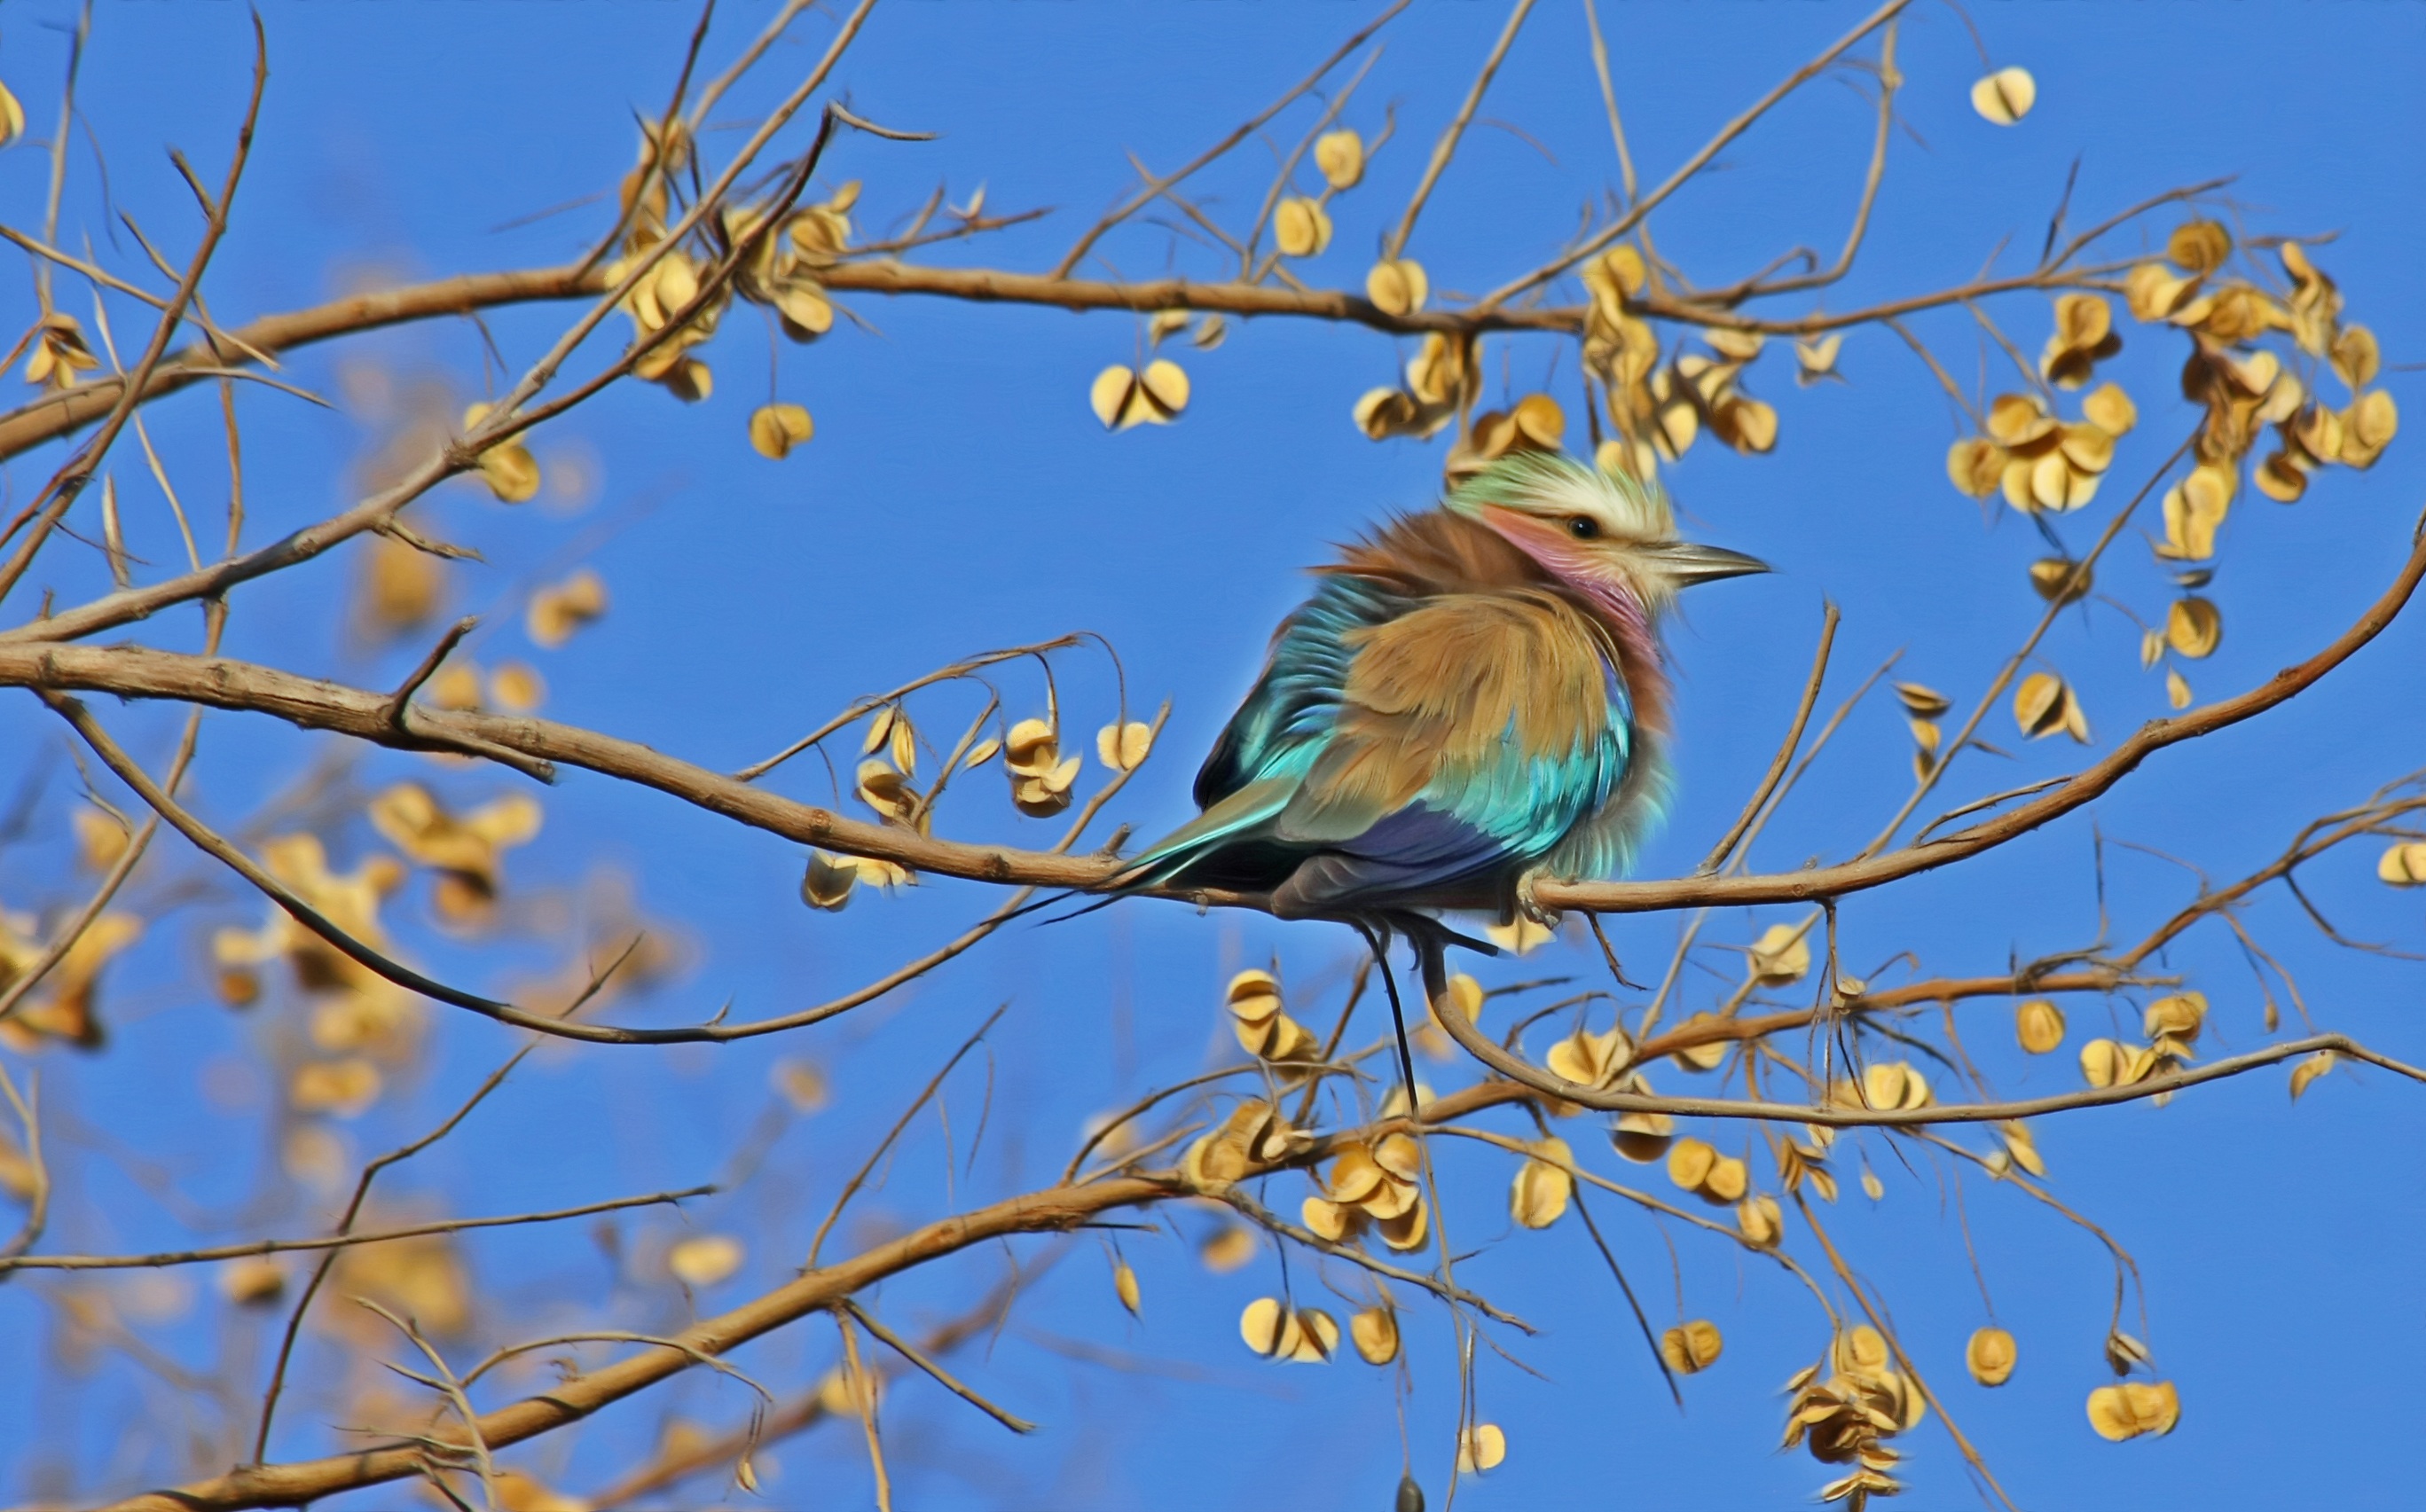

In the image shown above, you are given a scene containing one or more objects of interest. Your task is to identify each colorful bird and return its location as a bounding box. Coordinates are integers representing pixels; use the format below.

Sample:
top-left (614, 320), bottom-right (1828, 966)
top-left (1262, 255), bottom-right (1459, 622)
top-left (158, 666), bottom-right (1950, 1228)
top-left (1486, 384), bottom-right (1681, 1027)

top-left (1120, 452), bottom-right (1764, 925)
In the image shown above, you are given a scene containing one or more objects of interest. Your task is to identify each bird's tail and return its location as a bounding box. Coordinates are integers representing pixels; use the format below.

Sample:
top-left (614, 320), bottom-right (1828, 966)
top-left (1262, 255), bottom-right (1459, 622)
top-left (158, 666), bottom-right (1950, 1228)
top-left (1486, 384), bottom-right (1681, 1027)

top-left (1026, 774), bottom-right (1302, 926)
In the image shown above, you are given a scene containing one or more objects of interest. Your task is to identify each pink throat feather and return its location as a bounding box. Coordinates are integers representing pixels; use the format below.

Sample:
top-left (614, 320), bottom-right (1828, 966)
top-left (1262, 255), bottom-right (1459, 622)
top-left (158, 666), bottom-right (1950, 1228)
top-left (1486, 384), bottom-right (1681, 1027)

top-left (1480, 506), bottom-right (1673, 735)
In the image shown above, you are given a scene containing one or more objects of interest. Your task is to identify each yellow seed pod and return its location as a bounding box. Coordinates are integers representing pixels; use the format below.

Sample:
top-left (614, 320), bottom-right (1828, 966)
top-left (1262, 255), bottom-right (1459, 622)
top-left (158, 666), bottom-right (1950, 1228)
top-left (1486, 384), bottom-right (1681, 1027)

top-left (1510, 1140), bottom-right (1574, 1229)
top-left (1350, 1304), bottom-right (1400, 1365)
top-left (1096, 720), bottom-right (1153, 771)
top-left (1611, 1109), bottom-right (1674, 1163)
top-left (1112, 1261), bottom-right (1142, 1317)
top-left (1967, 1327), bottom-right (2017, 1387)
top-left (1240, 1297), bottom-right (1292, 1357)
top-left (1364, 258), bottom-right (1428, 317)
top-left (1700, 1154), bottom-right (1748, 1204)
top-left (2165, 599), bottom-right (2222, 659)
top-left (1456, 1422), bottom-right (1507, 1474)
top-left (2167, 220), bottom-right (2232, 276)
top-left (2142, 991), bottom-right (2206, 1043)
top-left (1737, 1195), bottom-right (1782, 1248)
top-left (2289, 1050), bottom-right (2335, 1100)
top-left (1225, 968), bottom-right (1283, 1026)
top-left (2014, 671), bottom-right (2071, 739)
top-left (1665, 1137), bottom-right (1717, 1194)
top-left (748, 403), bottom-right (814, 460)
top-left (1660, 1320), bottom-right (1723, 1375)
top-left (1313, 129), bottom-right (1365, 191)
top-left (1947, 436), bottom-right (2006, 497)
top-left (1834, 1324), bottom-right (1891, 1375)
top-left (1969, 66), bottom-right (2036, 126)
top-left (1199, 1225), bottom-right (1255, 1273)
top-left (2028, 558), bottom-right (2092, 606)
top-left (1748, 923), bottom-right (1811, 985)
top-left (1273, 196), bottom-right (1333, 258)
top-left (2087, 1381), bottom-right (2181, 1441)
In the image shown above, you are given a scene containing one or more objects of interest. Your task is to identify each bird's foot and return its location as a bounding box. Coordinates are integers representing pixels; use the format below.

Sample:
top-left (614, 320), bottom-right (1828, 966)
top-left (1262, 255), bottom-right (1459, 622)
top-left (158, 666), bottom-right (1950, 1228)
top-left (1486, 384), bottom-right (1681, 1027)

top-left (1513, 868), bottom-right (1564, 932)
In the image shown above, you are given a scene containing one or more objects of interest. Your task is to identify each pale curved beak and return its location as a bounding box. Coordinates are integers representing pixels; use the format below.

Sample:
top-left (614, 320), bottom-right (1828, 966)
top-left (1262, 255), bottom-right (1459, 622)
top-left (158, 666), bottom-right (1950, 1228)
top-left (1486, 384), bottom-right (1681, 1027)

top-left (1643, 539), bottom-right (1770, 586)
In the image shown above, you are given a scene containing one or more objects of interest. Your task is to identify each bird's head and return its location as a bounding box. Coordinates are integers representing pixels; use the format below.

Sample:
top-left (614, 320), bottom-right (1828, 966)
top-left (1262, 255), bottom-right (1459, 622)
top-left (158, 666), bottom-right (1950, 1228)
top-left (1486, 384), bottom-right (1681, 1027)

top-left (1444, 452), bottom-right (1768, 615)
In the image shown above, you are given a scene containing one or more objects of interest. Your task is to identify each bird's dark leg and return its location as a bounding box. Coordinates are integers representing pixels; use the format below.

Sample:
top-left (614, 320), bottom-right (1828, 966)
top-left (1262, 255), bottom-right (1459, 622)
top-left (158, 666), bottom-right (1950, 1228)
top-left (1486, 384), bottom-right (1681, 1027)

top-left (1395, 913), bottom-right (1461, 1048)
top-left (1350, 918), bottom-right (1423, 1117)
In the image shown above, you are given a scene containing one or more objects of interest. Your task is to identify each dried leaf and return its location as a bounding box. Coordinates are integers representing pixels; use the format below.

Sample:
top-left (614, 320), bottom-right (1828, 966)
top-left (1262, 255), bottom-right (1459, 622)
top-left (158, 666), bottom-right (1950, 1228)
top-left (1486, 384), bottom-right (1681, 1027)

top-left (1239, 1296), bottom-right (1291, 1357)
top-left (1666, 1137), bottom-right (1716, 1194)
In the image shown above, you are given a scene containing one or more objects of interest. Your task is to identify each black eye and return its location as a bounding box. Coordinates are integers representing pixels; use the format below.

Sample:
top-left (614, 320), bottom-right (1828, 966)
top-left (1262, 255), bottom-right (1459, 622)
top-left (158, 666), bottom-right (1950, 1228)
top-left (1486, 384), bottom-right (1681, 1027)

top-left (1566, 515), bottom-right (1600, 540)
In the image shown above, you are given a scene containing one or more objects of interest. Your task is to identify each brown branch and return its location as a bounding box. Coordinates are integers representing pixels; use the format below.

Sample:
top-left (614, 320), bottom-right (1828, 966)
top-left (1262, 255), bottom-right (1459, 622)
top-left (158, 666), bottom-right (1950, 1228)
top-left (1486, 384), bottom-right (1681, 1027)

top-left (1794, 1196), bottom-right (2021, 1512)
top-left (101, 1174), bottom-right (1173, 1512)
top-left (0, 263), bottom-right (601, 464)
top-left (253, 946), bottom-right (632, 1462)
top-left (1701, 599), bottom-right (1836, 874)
top-left (839, 1297), bottom-right (1039, 1434)
top-left (10, 501), bottom-right (2421, 931)
top-left (1383, 0), bottom-right (1535, 261)
top-left (1049, 0), bottom-right (1408, 279)
top-left (591, 1252), bottom-right (1053, 1507)
top-left (1434, 943), bottom-right (2421, 1124)
top-left (809, 1007), bottom-right (1003, 1265)
top-left (0, 17), bottom-right (266, 604)
top-left (0, 1184), bottom-right (711, 1272)
top-left (1476, 0), bottom-right (1914, 313)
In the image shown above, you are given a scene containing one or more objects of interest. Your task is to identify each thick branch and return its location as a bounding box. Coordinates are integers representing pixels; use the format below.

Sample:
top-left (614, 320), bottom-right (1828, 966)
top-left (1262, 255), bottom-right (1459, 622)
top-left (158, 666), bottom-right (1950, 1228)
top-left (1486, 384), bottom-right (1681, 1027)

top-left (99, 1177), bottom-right (1176, 1512)
top-left (7, 512), bottom-right (2417, 922)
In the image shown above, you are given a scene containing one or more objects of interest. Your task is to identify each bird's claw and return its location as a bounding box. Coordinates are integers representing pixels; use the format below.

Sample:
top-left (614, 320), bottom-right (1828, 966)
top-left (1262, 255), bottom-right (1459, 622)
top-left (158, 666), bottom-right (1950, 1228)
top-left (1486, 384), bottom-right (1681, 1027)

top-left (1513, 869), bottom-right (1563, 931)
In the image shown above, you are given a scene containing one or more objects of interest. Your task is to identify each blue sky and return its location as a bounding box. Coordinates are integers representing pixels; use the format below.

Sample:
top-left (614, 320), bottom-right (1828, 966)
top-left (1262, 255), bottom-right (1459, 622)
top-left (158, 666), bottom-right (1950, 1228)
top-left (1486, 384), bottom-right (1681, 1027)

top-left (2, 2), bottom-right (2422, 1508)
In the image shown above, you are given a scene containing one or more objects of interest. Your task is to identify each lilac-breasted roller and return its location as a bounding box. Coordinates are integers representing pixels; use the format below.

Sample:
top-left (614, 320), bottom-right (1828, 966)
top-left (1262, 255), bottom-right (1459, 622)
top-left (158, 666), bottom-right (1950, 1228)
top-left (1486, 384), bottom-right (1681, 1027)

top-left (1120, 453), bottom-right (1764, 925)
